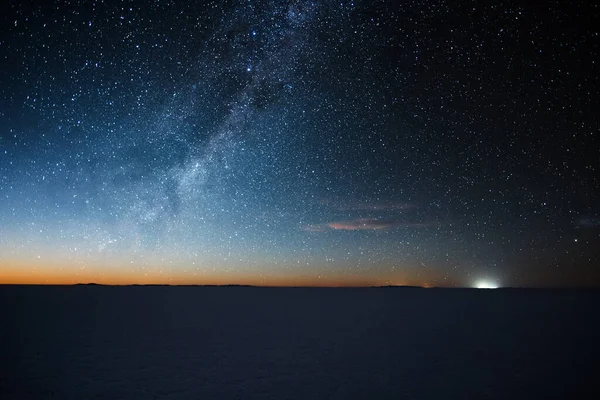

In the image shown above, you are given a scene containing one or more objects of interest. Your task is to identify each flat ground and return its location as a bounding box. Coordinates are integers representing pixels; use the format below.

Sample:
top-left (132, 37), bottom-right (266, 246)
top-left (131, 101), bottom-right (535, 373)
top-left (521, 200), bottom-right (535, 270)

top-left (2, 286), bottom-right (599, 399)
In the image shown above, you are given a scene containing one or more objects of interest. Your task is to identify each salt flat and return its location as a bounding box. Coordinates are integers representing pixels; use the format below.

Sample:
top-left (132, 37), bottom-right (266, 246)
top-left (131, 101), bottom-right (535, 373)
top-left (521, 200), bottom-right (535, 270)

top-left (2, 286), bottom-right (599, 399)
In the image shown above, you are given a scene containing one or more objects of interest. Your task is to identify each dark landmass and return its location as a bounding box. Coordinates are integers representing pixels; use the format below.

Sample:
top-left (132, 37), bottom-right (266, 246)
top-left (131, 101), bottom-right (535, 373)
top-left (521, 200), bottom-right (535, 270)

top-left (2, 285), bottom-right (599, 399)
top-left (2, 284), bottom-right (598, 291)
top-left (64, 284), bottom-right (600, 290)
top-left (372, 285), bottom-right (424, 289)
top-left (74, 282), bottom-right (105, 286)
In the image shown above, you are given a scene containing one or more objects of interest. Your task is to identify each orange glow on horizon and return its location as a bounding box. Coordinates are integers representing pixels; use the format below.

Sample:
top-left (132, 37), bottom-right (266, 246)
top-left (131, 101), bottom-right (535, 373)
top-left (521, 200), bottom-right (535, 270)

top-left (0, 273), bottom-right (417, 287)
top-left (0, 261), bottom-right (439, 287)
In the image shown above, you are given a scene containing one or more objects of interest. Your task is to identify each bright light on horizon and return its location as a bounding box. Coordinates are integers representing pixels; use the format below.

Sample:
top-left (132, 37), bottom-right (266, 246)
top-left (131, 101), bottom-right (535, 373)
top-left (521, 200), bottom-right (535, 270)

top-left (474, 280), bottom-right (499, 289)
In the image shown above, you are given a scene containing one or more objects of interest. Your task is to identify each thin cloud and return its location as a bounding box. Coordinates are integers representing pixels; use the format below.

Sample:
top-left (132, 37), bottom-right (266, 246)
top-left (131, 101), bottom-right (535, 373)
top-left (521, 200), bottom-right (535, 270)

top-left (319, 199), bottom-right (415, 212)
top-left (342, 202), bottom-right (415, 211)
top-left (577, 216), bottom-right (600, 228)
top-left (303, 218), bottom-right (435, 232)
top-left (329, 218), bottom-right (396, 230)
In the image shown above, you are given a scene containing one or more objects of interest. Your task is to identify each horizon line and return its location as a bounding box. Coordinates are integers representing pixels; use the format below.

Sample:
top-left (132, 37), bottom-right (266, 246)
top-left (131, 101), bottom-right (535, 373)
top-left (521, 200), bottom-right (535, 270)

top-left (0, 283), bottom-right (597, 289)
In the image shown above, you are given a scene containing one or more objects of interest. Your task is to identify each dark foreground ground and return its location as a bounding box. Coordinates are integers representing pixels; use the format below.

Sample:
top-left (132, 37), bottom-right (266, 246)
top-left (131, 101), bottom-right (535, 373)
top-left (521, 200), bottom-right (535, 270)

top-left (1, 286), bottom-right (599, 399)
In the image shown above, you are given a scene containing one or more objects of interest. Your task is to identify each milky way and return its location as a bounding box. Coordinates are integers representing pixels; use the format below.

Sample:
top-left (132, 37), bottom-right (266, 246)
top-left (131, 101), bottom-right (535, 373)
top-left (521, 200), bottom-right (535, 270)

top-left (1, 1), bottom-right (598, 286)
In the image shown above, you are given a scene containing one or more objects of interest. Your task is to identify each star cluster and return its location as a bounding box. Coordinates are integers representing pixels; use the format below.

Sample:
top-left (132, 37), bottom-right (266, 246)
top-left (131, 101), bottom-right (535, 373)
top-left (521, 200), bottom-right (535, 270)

top-left (1, 0), bottom-right (598, 287)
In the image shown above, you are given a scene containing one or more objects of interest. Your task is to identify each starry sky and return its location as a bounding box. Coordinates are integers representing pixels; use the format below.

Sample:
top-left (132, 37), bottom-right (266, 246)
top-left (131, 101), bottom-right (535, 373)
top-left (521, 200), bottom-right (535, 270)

top-left (1, 0), bottom-right (598, 287)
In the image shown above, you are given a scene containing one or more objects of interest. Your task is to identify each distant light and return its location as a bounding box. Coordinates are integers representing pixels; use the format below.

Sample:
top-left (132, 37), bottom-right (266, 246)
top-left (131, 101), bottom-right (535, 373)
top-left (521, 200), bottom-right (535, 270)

top-left (474, 280), bottom-right (499, 289)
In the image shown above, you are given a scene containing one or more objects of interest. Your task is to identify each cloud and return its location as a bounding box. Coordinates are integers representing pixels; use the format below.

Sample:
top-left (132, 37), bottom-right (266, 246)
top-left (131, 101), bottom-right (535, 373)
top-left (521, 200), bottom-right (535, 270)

top-left (319, 199), bottom-right (414, 212)
top-left (343, 202), bottom-right (415, 211)
top-left (303, 218), bottom-right (434, 232)
top-left (303, 198), bottom-right (429, 232)
top-left (577, 216), bottom-right (600, 228)
top-left (328, 218), bottom-right (397, 230)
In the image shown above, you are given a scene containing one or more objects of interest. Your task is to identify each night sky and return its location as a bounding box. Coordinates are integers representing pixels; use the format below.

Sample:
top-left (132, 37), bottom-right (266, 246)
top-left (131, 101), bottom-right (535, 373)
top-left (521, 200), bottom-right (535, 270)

top-left (1, 0), bottom-right (598, 287)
